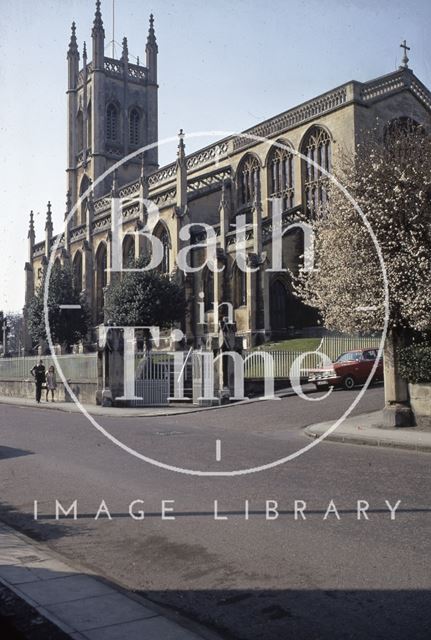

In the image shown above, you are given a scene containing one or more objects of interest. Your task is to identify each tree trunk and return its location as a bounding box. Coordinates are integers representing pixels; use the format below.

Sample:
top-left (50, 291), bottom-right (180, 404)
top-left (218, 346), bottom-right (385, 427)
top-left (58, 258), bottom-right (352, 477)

top-left (382, 327), bottom-right (414, 427)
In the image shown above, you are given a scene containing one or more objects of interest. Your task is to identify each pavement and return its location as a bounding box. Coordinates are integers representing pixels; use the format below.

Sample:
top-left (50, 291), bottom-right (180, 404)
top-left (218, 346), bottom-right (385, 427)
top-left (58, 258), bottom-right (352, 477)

top-left (305, 410), bottom-right (431, 453)
top-left (0, 522), bottom-right (220, 640)
top-left (0, 395), bottom-right (209, 417)
top-left (0, 389), bottom-right (296, 417)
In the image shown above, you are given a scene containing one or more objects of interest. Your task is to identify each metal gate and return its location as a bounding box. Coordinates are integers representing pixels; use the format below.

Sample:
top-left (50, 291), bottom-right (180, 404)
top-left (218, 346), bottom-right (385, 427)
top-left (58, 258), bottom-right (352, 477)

top-left (133, 353), bottom-right (171, 406)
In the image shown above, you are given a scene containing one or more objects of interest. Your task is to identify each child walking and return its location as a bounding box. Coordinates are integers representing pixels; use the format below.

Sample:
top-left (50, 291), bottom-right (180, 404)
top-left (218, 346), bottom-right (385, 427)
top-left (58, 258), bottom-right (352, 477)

top-left (45, 365), bottom-right (57, 402)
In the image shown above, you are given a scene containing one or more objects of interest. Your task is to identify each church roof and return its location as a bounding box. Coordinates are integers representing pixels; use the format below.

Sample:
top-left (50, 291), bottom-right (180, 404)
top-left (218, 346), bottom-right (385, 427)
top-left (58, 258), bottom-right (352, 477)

top-left (140, 67), bottom-right (431, 194)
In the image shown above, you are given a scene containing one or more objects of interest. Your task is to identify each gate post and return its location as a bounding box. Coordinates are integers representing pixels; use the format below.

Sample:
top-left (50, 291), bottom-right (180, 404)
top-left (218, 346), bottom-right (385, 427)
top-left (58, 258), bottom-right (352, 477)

top-left (96, 326), bottom-right (125, 406)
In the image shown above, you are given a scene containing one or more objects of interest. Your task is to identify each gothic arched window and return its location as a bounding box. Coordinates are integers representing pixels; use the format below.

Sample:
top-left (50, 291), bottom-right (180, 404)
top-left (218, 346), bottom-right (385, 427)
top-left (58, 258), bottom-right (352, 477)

top-left (106, 104), bottom-right (118, 142)
top-left (301, 126), bottom-right (331, 218)
top-left (160, 228), bottom-right (170, 274)
top-left (268, 143), bottom-right (295, 211)
top-left (237, 155), bottom-right (260, 208)
top-left (153, 224), bottom-right (170, 274)
top-left (233, 264), bottom-right (247, 308)
top-left (79, 174), bottom-right (91, 226)
top-left (129, 109), bottom-right (140, 146)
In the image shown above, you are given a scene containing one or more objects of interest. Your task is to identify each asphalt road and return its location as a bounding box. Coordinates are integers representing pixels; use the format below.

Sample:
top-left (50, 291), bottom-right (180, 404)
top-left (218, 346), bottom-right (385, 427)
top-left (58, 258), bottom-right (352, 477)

top-left (0, 385), bottom-right (430, 640)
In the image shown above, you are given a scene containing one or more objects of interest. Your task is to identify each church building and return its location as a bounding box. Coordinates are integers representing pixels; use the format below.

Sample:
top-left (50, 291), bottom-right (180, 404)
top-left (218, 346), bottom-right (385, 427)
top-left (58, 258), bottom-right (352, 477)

top-left (24, 2), bottom-right (431, 352)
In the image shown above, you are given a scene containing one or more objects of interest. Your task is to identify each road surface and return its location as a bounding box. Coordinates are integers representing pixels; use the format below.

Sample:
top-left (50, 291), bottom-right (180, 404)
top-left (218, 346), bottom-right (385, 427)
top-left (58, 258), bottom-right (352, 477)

top-left (0, 386), bottom-right (430, 639)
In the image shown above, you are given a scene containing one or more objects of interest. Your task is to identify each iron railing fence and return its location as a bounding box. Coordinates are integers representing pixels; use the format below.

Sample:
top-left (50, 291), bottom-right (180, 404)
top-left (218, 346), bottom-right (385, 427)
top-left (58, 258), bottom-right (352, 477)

top-left (243, 350), bottom-right (322, 379)
top-left (319, 335), bottom-right (382, 361)
top-left (245, 336), bottom-right (383, 379)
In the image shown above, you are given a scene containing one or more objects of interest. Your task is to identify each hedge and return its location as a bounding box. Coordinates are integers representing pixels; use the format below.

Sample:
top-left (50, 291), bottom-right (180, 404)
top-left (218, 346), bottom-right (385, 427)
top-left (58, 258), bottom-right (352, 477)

top-left (398, 343), bottom-right (431, 384)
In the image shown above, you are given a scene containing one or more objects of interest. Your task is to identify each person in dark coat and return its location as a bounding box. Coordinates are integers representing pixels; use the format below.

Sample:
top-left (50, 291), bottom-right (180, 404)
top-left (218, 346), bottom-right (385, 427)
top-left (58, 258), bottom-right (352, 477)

top-left (30, 359), bottom-right (46, 404)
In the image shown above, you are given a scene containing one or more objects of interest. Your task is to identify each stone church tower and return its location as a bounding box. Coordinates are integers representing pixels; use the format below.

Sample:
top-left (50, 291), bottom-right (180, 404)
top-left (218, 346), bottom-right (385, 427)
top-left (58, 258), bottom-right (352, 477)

top-left (22, 1), bottom-right (159, 353)
top-left (67, 0), bottom-right (158, 221)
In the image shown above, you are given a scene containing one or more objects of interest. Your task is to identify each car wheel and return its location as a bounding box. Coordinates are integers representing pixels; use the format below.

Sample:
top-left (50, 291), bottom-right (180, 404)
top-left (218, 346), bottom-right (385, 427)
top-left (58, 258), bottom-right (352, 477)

top-left (343, 375), bottom-right (356, 390)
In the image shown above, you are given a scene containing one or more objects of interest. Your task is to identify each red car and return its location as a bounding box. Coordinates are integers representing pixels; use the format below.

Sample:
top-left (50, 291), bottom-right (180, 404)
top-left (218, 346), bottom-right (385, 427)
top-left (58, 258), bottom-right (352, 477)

top-left (308, 348), bottom-right (384, 391)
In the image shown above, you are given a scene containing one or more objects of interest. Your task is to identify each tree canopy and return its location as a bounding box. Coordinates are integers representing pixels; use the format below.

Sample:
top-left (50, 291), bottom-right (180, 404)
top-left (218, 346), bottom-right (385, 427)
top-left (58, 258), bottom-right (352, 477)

top-left (27, 262), bottom-right (90, 351)
top-left (104, 256), bottom-right (186, 329)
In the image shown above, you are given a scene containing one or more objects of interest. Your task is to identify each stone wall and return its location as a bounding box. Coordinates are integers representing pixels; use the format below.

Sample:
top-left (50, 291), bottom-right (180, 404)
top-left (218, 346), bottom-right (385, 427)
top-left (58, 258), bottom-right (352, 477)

top-left (0, 379), bottom-right (97, 405)
top-left (409, 383), bottom-right (431, 427)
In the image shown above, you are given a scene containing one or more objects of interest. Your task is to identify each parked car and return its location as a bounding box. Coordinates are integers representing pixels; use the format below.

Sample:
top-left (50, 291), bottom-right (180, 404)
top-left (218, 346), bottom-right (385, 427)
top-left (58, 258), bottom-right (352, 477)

top-left (308, 348), bottom-right (383, 391)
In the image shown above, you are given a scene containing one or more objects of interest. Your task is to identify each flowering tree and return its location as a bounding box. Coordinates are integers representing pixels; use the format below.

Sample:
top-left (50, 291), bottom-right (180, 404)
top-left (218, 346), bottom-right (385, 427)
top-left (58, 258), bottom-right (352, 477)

top-left (297, 122), bottom-right (431, 425)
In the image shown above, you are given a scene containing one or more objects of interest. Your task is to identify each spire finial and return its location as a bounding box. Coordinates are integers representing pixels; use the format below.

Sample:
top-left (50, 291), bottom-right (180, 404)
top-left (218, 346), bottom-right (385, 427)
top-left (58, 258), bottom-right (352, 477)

top-left (45, 202), bottom-right (53, 232)
top-left (92, 0), bottom-right (104, 34)
top-left (92, 0), bottom-right (105, 68)
top-left (83, 41), bottom-right (87, 58)
top-left (121, 36), bottom-right (129, 63)
top-left (68, 21), bottom-right (78, 56)
top-left (28, 210), bottom-right (35, 241)
top-left (177, 129), bottom-right (185, 160)
top-left (400, 39), bottom-right (411, 69)
top-left (146, 13), bottom-right (157, 50)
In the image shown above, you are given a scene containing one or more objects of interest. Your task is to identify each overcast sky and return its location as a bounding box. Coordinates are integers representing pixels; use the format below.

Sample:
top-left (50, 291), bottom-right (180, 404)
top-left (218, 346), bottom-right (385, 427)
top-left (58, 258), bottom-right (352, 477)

top-left (0, 0), bottom-right (430, 312)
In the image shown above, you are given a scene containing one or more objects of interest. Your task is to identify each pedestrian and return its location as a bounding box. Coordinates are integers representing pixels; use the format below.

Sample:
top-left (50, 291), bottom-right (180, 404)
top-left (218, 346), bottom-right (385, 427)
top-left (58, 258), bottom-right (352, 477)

top-left (45, 365), bottom-right (57, 402)
top-left (30, 359), bottom-right (46, 404)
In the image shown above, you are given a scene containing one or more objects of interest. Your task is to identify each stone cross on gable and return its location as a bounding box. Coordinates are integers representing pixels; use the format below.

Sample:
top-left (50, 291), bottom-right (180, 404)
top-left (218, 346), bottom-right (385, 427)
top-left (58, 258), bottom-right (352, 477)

top-left (400, 39), bottom-right (411, 69)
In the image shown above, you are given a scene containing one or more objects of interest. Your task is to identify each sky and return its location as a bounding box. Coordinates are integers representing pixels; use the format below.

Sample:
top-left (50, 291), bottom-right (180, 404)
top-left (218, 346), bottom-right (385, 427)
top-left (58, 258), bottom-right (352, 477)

top-left (0, 0), bottom-right (430, 312)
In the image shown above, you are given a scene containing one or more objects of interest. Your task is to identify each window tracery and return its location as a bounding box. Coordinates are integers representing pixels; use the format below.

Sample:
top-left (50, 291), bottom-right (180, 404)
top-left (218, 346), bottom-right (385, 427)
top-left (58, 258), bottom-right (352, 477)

top-left (268, 144), bottom-right (294, 211)
top-left (237, 155), bottom-right (260, 208)
top-left (302, 127), bottom-right (331, 218)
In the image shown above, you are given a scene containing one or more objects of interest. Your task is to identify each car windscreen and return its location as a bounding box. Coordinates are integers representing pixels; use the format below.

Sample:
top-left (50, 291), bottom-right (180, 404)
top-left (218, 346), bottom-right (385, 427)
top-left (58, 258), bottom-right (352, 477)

top-left (335, 352), bottom-right (361, 362)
